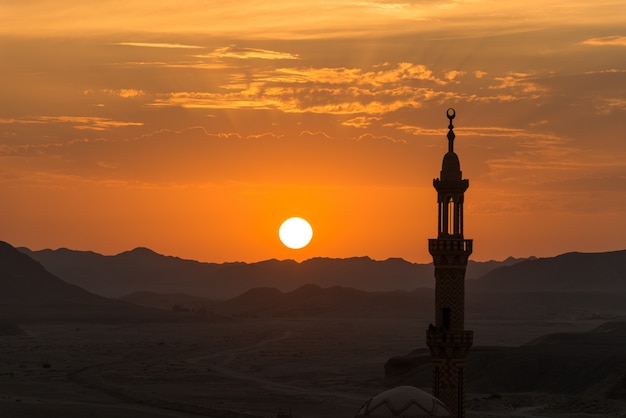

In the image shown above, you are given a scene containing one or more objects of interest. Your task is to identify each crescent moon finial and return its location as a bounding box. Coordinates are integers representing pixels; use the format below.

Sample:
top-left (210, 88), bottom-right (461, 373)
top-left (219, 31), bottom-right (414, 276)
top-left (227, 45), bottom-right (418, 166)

top-left (446, 108), bottom-right (456, 152)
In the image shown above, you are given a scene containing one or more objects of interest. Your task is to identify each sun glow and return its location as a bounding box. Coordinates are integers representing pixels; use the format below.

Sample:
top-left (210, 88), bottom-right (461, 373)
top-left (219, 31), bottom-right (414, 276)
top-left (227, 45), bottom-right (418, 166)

top-left (279, 217), bottom-right (313, 249)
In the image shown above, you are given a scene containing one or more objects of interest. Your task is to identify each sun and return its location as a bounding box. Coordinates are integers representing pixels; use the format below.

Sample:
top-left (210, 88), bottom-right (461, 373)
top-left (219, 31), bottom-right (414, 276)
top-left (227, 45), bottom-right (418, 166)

top-left (279, 217), bottom-right (313, 249)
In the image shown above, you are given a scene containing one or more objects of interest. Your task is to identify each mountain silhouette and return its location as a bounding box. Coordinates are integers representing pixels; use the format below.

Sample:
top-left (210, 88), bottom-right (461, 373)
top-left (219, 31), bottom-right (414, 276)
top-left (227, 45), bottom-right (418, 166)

top-left (19, 247), bottom-right (524, 299)
top-left (0, 241), bottom-right (112, 305)
top-left (0, 241), bottom-right (174, 322)
top-left (22, 244), bottom-right (626, 298)
top-left (123, 284), bottom-right (435, 318)
top-left (469, 250), bottom-right (626, 292)
top-left (123, 281), bottom-right (626, 321)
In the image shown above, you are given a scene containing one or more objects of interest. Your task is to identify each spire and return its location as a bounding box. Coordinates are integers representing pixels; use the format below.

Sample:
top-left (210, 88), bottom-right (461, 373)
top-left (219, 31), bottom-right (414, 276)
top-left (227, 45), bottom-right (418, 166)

top-left (446, 108), bottom-right (455, 153)
top-left (427, 107), bottom-right (473, 418)
top-left (440, 108), bottom-right (462, 182)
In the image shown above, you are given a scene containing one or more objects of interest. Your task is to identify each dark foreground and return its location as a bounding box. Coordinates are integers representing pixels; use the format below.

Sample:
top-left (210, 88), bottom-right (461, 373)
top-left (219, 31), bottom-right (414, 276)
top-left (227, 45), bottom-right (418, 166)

top-left (0, 317), bottom-right (624, 418)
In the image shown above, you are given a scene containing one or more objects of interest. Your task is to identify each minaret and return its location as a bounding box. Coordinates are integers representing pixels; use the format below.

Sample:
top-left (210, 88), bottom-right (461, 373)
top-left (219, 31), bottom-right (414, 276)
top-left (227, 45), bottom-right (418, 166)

top-left (426, 108), bottom-right (473, 418)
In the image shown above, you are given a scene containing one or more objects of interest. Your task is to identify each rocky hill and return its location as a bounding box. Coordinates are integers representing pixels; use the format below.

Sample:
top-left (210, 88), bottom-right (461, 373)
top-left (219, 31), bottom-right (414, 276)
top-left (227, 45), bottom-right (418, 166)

top-left (0, 241), bottom-right (180, 322)
top-left (469, 250), bottom-right (626, 292)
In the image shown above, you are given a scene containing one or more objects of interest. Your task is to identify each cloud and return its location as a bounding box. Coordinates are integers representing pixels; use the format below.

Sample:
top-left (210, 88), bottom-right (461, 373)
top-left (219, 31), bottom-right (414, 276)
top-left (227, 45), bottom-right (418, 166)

top-left (593, 98), bottom-right (626, 115)
top-left (360, 63), bottom-right (447, 86)
top-left (473, 70), bottom-right (488, 79)
top-left (356, 133), bottom-right (406, 144)
top-left (584, 69), bottom-right (626, 75)
top-left (388, 124), bottom-right (562, 141)
top-left (149, 62), bottom-right (452, 115)
top-left (112, 89), bottom-right (145, 98)
top-left (2, 1), bottom-right (624, 43)
top-left (581, 36), bottom-right (626, 46)
top-left (0, 116), bottom-right (143, 131)
top-left (149, 87), bottom-right (438, 115)
top-left (342, 116), bottom-right (382, 128)
top-left (445, 70), bottom-right (466, 81)
top-left (150, 91), bottom-right (275, 110)
top-left (84, 89), bottom-right (145, 98)
top-left (485, 72), bottom-right (545, 99)
top-left (262, 63), bottom-right (446, 86)
top-left (121, 62), bottom-right (233, 70)
top-left (112, 42), bottom-right (204, 49)
top-left (266, 67), bottom-right (364, 85)
top-left (299, 130), bottom-right (332, 139)
top-left (386, 123), bottom-right (444, 137)
top-left (201, 46), bottom-right (300, 60)
top-left (245, 132), bottom-right (283, 140)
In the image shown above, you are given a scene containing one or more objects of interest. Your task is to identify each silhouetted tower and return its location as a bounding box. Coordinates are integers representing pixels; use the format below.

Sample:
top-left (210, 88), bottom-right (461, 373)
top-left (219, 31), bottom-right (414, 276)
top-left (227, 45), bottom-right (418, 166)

top-left (426, 108), bottom-right (473, 418)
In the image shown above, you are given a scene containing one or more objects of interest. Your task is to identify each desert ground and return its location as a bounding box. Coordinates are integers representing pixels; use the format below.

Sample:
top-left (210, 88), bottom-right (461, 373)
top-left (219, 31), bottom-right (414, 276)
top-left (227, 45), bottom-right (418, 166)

top-left (0, 315), bottom-right (623, 418)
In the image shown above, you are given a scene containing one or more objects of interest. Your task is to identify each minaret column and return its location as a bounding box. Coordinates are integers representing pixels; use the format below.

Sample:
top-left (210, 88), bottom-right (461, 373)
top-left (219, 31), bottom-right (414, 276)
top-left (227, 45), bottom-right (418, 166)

top-left (426, 109), bottom-right (473, 418)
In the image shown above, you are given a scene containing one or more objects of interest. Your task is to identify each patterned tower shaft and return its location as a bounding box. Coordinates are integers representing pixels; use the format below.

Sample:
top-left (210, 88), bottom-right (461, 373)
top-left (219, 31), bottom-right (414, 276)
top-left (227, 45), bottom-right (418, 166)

top-left (426, 109), bottom-right (473, 418)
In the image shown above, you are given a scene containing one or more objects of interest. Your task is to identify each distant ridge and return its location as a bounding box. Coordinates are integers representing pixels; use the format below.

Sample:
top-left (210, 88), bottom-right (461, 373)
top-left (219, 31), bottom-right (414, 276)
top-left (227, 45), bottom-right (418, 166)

top-left (122, 283), bottom-right (626, 321)
top-left (216, 284), bottom-right (434, 317)
top-left (469, 250), bottom-right (626, 292)
top-left (19, 246), bottom-right (524, 299)
top-left (0, 241), bottom-right (177, 322)
top-left (122, 284), bottom-right (435, 318)
top-left (17, 244), bottom-right (626, 298)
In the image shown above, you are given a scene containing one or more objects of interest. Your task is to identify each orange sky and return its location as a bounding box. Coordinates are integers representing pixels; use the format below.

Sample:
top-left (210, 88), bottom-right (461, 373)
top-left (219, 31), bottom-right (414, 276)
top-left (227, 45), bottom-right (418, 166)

top-left (1, 1), bottom-right (625, 263)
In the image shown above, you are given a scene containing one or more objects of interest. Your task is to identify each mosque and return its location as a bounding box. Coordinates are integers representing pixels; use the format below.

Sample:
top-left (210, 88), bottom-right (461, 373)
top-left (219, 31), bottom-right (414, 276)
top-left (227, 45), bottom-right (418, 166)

top-left (355, 109), bottom-right (473, 418)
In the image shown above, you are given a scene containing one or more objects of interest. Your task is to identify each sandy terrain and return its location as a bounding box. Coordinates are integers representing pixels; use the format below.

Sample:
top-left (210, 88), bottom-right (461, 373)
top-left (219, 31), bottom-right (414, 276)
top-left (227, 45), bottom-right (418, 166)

top-left (0, 316), bottom-right (623, 418)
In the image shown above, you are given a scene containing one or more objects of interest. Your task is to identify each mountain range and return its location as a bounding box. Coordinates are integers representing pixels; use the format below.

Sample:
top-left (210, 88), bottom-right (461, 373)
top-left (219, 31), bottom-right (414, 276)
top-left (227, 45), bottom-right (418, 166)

top-left (18, 246), bottom-right (526, 299)
top-left (469, 250), bottom-right (626, 292)
top-left (4, 241), bottom-right (626, 321)
top-left (121, 283), bottom-right (626, 321)
top-left (18, 246), bottom-right (626, 300)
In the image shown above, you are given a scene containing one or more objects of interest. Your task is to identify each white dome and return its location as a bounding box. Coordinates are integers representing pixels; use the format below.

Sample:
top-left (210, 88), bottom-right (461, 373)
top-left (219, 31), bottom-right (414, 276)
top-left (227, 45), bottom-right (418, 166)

top-left (355, 386), bottom-right (450, 418)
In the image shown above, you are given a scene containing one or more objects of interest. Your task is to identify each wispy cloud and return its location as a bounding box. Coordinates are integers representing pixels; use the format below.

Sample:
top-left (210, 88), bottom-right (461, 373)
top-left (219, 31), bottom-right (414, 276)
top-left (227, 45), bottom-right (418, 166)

top-left (356, 133), bottom-right (406, 144)
top-left (390, 124), bottom-right (562, 140)
top-left (118, 61), bottom-right (233, 70)
top-left (584, 68), bottom-right (626, 75)
top-left (1, 1), bottom-right (624, 41)
top-left (0, 116), bottom-right (143, 131)
top-left (342, 116), bottom-right (382, 128)
top-left (201, 46), bottom-right (299, 60)
top-left (299, 130), bottom-right (332, 139)
top-left (593, 98), bottom-right (626, 114)
top-left (149, 62), bottom-right (454, 114)
top-left (84, 89), bottom-right (145, 98)
top-left (488, 73), bottom-right (542, 93)
top-left (581, 36), bottom-right (626, 46)
top-left (260, 63), bottom-right (446, 86)
top-left (112, 42), bottom-right (204, 49)
top-left (149, 87), bottom-right (441, 115)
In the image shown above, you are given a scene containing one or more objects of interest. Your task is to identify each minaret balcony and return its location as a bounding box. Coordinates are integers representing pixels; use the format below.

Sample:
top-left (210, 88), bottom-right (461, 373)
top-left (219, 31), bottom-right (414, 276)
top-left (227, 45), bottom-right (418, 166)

top-left (428, 238), bottom-right (473, 255)
top-left (426, 329), bottom-right (473, 358)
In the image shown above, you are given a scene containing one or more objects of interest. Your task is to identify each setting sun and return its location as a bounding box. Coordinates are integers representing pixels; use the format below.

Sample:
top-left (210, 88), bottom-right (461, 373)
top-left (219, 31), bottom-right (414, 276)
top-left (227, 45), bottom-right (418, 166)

top-left (279, 217), bottom-right (313, 249)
